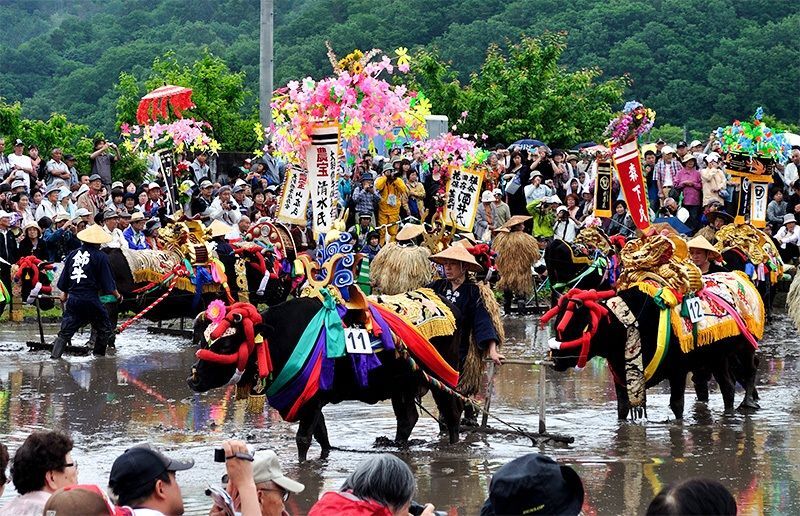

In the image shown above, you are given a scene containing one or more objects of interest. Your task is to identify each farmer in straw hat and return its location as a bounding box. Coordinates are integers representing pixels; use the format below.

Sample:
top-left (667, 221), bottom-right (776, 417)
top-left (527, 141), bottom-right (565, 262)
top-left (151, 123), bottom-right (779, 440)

top-left (429, 244), bottom-right (504, 425)
top-left (50, 223), bottom-right (121, 359)
top-left (687, 235), bottom-right (726, 274)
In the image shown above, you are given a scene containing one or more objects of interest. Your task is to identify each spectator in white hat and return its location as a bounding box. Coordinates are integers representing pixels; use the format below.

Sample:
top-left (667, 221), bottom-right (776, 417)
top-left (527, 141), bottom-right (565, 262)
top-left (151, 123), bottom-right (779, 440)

top-left (776, 213), bottom-right (800, 263)
top-left (35, 184), bottom-right (67, 221)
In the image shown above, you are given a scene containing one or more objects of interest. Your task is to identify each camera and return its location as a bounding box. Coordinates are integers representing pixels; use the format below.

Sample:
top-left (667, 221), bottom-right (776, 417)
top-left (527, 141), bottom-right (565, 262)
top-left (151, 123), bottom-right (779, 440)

top-left (214, 447), bottom-right (254, 462)
top-left (214, 448), bottom-right (226, 462)
top-left (409, 501), bottom-right (447, 516)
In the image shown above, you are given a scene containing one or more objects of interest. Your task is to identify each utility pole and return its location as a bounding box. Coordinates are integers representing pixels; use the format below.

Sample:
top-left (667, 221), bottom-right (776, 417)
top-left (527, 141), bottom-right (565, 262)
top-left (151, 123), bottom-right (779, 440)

top-left (259, 0), bottom-right (274, 131)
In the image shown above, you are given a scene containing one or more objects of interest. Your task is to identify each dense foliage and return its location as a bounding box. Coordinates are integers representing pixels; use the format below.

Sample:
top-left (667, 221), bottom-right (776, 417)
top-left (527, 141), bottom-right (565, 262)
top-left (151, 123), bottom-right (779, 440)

top-left (0, 0), bottom-right (796, 148)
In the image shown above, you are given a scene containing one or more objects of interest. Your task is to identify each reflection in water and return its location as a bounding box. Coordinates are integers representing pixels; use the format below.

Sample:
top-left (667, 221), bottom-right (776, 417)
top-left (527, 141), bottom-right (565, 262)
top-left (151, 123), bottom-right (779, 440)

top-left (0, 316), bottom-right (798, 514)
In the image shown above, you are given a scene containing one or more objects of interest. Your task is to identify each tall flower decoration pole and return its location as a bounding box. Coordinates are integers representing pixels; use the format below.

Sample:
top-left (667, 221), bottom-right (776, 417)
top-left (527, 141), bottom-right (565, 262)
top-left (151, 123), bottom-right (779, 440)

top-left (604, 101), bottom-right (656, 231)
top-left (269, 44), bottom-right (430, 166)
top-left (716, 108), bottom-right (792, 227)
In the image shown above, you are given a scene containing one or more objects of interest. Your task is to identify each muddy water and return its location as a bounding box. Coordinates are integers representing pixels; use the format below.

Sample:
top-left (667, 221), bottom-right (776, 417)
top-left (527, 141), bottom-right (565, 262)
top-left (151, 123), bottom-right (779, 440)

top-left (0, 311), bottom-right (798, 515)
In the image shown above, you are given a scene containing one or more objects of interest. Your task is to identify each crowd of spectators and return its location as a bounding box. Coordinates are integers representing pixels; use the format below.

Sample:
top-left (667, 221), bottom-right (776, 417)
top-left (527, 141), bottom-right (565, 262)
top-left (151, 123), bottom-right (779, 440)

top-left (0, 430), bottom-right (740, 515)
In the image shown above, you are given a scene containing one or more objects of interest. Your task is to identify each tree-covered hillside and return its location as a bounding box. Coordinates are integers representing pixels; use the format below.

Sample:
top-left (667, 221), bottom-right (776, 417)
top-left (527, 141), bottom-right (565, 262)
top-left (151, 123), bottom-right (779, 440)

top-left (1, 0), bottom-right (797, 139)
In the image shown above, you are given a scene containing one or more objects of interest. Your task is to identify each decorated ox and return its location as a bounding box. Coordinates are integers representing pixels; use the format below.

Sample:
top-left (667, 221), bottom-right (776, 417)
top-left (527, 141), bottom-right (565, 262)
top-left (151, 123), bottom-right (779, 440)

top-left (543, 272), bottom-right (762, 420)
top-left (13, 256), bottom-right (60, 310)
top-left (187, 288), bottom-right (464, 462)
top-left (544, 227), bottom-right (619, 304)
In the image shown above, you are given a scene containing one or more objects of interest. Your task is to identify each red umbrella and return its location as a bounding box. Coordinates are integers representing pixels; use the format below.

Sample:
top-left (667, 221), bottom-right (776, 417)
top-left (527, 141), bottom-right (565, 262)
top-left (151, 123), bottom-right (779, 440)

top-left (136, 85), bottom-right (194, 124)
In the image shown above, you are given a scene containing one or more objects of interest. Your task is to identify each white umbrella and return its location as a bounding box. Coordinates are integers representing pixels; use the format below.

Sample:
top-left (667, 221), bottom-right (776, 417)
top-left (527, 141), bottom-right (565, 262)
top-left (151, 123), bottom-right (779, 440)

top-left (782, 132), bottom-right (800, 147)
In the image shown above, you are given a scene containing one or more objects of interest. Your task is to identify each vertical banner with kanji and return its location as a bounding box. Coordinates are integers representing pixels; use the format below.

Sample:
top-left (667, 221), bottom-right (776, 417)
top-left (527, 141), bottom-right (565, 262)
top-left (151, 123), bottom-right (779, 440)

top-left (749, 179), bottom-right (770, 228)
top-left (277, 165), bottom-right (310, 225)
top-left (443, 167), bottom-right (485, 231)
top-left (612, 140), bottom-right (651, 230)
top-left (735, 176), bottom-right (752, 226)
top-left (306, 123), bottom-right (340, 235)
top-left (594, 161), bottom-right (612, 218)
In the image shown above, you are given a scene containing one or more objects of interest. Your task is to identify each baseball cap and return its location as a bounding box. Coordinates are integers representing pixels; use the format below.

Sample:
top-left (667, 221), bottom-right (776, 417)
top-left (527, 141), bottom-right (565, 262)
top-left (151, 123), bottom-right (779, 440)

top-left (689, 139), bottom-right (702, 148)
top-left (252, 450), bottom-right (305, 494)
top-left (677, 140), bottom-right (688, 148)
top-left (661, 145), bottom-right (675, 155)
top-left (111, 180), bottom-right (124, 190)
top-left (232, 185), bottom-right (245, 193)
top-left (89, 174), bottom-right (102, 182)
top-left (480, 454), bottom-right (584, 516)
top-left (75, 207), bottom-right (91, 217)
top-left (148, 182), bottom-right (161, 190)
top-left (103, 207), bottom-right (119, 219)
top-left (656, 138), bottom-right (666, 144)
top-left (109, 445), bottom-right (194, 504)
top-left (64, 154), bottom-right (76, 161)
top-left (200, 180), bottom-right (213, 189)
top-left (706, 152), bottom-right (721, 163)
top-left (13, 138), bottom-right (23, 146)
top-left (492, 188), bottom-right (503, 197)
top-left (0, 210), bottom-right (13, 219)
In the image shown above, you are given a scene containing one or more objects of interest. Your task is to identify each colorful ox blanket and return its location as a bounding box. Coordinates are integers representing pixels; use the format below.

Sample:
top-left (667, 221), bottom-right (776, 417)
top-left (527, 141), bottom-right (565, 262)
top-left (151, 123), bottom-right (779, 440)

top-left (671, 271), bottom-right (764, 353)
top-left (371, 288), bottom-right (456, 341)
top-left (266, 288), bottom-right (458, 422)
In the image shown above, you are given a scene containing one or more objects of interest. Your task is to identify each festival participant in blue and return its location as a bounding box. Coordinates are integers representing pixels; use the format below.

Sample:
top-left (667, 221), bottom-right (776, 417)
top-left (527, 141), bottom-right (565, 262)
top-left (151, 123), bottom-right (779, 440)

top-left (50, 223), bottom-right (121, 359)
top-left (428, 244), bottom-right (504, 424)
top-left (123, 211), bottom-right (150, 250)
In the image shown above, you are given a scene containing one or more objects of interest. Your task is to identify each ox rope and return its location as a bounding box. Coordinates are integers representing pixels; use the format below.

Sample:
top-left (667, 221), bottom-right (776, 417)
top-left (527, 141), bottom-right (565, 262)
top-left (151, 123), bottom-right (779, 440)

top-left (400, 350), bottom-right (537, 445)
top-left (116, 269), bottom-right (189, 333)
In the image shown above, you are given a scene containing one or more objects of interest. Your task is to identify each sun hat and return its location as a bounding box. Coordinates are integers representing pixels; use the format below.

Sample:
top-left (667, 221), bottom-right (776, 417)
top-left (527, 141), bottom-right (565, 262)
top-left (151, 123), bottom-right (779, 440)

top-left (11, 179), bottom-right (27, 190)
top-left (45, 184), bottom-right (61, 196)
top-left (75, 207), bottom-right (91, 217)
top-left (209, 219), bottom-right (233, 238)
top-left (54, 213), bottom-right (71, 223)
top-left (501, 215), bottom-right (532, 229)
top-left (396, 223), bottom-right (425, 241)
top-left (382, 162), bottom-right (394, 173)
top-left (480, 453), bottom-right (584, 516)
top-left (429, 244), bottom-right (483, 272)
top-left (89, 174), bottom-right (102, 182)
top-left (492, 188), bottom-right (503, 197)
top-left (129, 212), bottom-right (145, 222)
top-left (706, 152), bottom-right (721, 163)
top-left (681, 154), bottom-right (698, 164)
top-left (706, 210), bottom-right (733, 225)
top-left (75, 184), bottom-right (90, 198)
top-left (661, 145), bottom-right (676, 155)
top-left (531, 170), bottom-right (543, 179)
top-left (22, 221), bottom-right (41, 234)
top-left (481, 190), bottom-right (494, 203)
top-left (783, 214), bottom-right (796, 225)
top-left (77, 224), bottom-right (112, 244)
top-left (252, 450), bottom-right (305, 493)
top-left (148, 182), bottom-right (161, 190)
top-left (0, 210), bottom-right (13, 220)
top-left (686, 235), bottom-right (722, 261)
top-left (103, 207), bottom-right (119, 220)
top-left (547, 195), bottom-right (563, 205)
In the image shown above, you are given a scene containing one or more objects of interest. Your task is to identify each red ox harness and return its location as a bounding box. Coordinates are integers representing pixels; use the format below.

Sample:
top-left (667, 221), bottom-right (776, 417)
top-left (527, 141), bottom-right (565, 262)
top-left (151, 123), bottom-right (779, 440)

top-left (195, 302), bottom-right (273, 379)
top-left (14, 256), bottom-right (52, 286)
top-left (540, 288), bottom-right (616, 369)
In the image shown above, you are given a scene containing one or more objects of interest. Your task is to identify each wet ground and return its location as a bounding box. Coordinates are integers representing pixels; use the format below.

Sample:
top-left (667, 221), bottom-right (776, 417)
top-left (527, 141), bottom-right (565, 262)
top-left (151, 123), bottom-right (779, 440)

top-left (1, 306), bottom-right (799, 515)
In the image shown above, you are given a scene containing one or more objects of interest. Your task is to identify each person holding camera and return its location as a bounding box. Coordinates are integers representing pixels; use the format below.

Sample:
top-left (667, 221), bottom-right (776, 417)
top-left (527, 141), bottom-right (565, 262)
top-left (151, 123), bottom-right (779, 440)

top-left (209, 185), bottom-right (242, 226)
top-left (310, 454), bottom-right (440, 516)
top-left (89, 138), bottom-right (120, 190)
top-left (375, 162), bottom-right (408, 242)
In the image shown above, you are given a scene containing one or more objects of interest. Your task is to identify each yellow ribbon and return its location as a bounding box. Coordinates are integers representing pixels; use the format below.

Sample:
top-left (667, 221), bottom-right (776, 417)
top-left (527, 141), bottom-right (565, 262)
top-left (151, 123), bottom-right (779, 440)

top-left (644, 288), bottom-right (677, 381)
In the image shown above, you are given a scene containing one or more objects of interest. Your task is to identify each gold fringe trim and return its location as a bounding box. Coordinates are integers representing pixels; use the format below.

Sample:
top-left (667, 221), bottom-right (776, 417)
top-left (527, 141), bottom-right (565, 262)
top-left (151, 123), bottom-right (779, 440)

top-left (132, 269), bottom-right (219, 293)
top-left (370, 242), bottom-right (432, 295)
top-left (493, 231), bottom-right (540, 295)
top-left (245, 394), bottom-right (266, 413)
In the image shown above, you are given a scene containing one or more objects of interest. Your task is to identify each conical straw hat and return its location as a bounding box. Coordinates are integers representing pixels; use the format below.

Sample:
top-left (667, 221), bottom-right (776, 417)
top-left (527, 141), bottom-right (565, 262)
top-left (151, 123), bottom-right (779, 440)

top-left (429, 244), bottom-right (482, 272)
top-left (396, 223), bottom-right (425, 241)
top-left (687, 235), bottom-right (722, 261)
top-left (77, 224), bottom-right (112, 244)
top-left (209, 220), bottom-right (233, 238)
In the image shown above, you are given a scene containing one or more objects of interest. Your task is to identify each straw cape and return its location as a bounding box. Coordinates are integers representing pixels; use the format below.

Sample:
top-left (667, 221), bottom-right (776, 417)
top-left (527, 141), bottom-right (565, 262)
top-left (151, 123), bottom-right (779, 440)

top-left (429, 244), bottom-right (483, 272)
top-left (370, 241), bottom-right (432, 295)
top-left (687, 235), bottom-right (722, 262)
top-left (77, 224), bottom-right (112, 244)
top-left (493, 230), bottom-right (540, 296)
